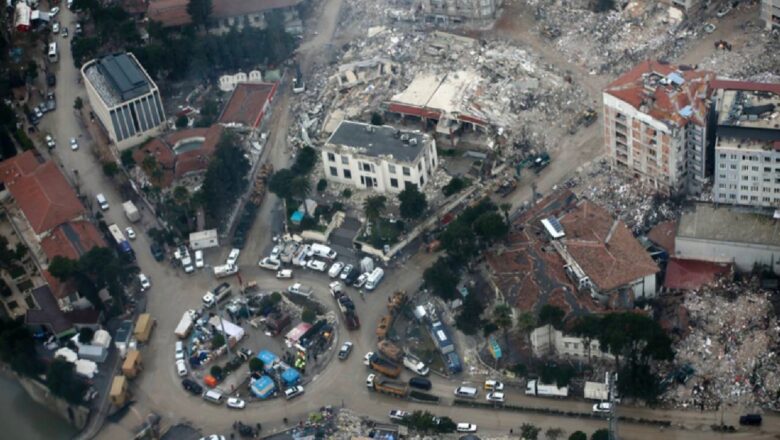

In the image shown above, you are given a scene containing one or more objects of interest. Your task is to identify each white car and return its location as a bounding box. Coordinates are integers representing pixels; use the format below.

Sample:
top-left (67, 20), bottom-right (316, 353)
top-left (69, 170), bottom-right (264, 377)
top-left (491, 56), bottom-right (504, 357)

top-left (306, 259), bottom-right (326, 272)
top-left (486, 392), bottom-right (505, 402)
top-left (484, 380), bottom-right (504, 391)
top-left (45, 134), bottom-right (56, 149)
top-left (50, 6), bottom-right (60, 16)
top-left (716, 5), bottom-right (731, 17)
top-left (125, 227), bottom-right (136, 240)
top-left (276, 269), bottom-right (293, 279)
top-left (182, 256), bottom-right (194, 273)
top-left (339, 264), bottom-right (353, 280)
top-left (270, 245), bottom-right (281, 260)
top-left (284, 385), bottom-right (304, 400)
top-left (328, 262), bottom-right (344, 278)
top-left (703, 23), bottom-right (716, 33)
top-left (593, 402), bottom-right (612, 414)
top-left (354, 273), bottom-right (368, 288)
top-left (195, 250), bottom-right (204, 268)
top-left (69, 137), bottom-right (78, 150)
top-left (258, 257), bottom-right (280, 271)
top-left (366, 373), bottom-right (375, 388)
top-left (175, 341), bottom-right (185, 360)
top-left (138, 273), bottom-right (151, 291)
top-left (363, 351), bottom-right (374, 366)
top-left (388, 410), bottom-right (409, 422)
top-left (226, 397), bottom-right (246, 409)
top-left (176, 359), bottom-right (187, 377)
top-left (52, 22), bottom-right (60, 34)
top-left (226, 248), bottom-right (240, 266)
top-left (456, 423), bottom-right (478, 433)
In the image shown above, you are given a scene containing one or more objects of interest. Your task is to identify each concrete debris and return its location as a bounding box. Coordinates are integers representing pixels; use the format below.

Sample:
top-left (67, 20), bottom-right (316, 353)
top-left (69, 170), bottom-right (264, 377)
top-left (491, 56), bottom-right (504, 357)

top-left (663, 285), bottom-right (780, 411)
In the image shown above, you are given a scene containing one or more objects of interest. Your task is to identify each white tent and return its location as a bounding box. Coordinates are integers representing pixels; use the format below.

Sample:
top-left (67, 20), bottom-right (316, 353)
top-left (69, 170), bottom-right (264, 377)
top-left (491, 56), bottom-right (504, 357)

top-left (54, 347), bottom-right (77, 363)
top-left (92, 329), bottom-right (112, 348)
top-left (207, 316), bottom-right (245, 342)
top-left (74, 359), bottom-right (97, 378)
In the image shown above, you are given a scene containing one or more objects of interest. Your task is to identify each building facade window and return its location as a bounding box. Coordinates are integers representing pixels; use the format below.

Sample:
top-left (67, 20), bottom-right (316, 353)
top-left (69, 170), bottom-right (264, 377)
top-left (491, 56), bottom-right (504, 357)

top-left (327, 152), bottom-right (336, 162)
top-left (402, 166), bottom-right (411, 176)
top-left (330, 167), bottom-right (338, 176)
top-left (390, 178), bottom-right (398, 188)
top-left (388, 164), bottom-right (396, 174)
top-left (343, 169), bottom-right (352, 179)
top-left (341, 156), bottom-right (349, 165)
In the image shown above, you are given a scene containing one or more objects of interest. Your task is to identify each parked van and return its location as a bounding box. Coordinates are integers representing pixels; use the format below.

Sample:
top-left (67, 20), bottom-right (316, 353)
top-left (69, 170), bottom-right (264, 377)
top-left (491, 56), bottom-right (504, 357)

top-left (202, 389), bottom-right (224, 404)
top-left (48, 42), bottom-right (58, 63)
top-left (364, 267), bottom-right (384, 291)
top-left (409, 377), bottom-right (432, 390)
top-left (454, 386), bottom-right (479, 398)
top-left (96, 193), bottom-right (109, 210)
top-left (309, 243), bottom-right (337, 260)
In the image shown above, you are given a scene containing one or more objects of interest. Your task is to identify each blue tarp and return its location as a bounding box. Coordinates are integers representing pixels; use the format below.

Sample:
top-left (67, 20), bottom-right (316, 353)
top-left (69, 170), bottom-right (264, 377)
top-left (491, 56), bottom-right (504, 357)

top-left (281, 367), bottom-right (301, 385)
top-left (257, 350), bottom-right (278, 370)
top-left (250, 375), bottom-right (275, 399)
top-left (445, 352), bottom-right (462, 374)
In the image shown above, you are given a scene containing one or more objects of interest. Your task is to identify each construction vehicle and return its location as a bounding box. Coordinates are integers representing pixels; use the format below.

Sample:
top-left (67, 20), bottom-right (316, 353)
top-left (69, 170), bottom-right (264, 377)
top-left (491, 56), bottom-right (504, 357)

top-left (540, 25), bottom-right (561, 40)
top-left (369, 354), bottom-right (402, 378)
top-left (329, 282), bottom-right (360, 330)
top-left (525, 379), bottom-right (568, 397)
top-left (568, 108), bottom-right (598, 134)
top-left (370, 374), bottom-right (408, 398)
top-left (376, 316), bottom-right (391, 340)
top-left (387, 291), bottom-right (407, 315)
top-left (714, 40), bottom-right (732, 51)
top-left (530, 153), bottom-right (551, 174)
top-left (378, 340), bottom-right (403, 362)
top-left (495, 179), bottom-right (518, 198)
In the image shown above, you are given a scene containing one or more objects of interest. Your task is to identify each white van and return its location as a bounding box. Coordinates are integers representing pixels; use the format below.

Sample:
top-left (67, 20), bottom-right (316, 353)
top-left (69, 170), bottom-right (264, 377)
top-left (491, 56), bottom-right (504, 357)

top-left (48, 42), bottom-right (58, 63)
top-left (454, 386), bottom-right (479, 399)
top-left (96, 193), bottom-right (109, 210)
top-left (202, 389), bottom-right (224, 404)
top-left (309, 243), bottom-right (337, 260)
top-left (364, 267), bottom-right (384, 291)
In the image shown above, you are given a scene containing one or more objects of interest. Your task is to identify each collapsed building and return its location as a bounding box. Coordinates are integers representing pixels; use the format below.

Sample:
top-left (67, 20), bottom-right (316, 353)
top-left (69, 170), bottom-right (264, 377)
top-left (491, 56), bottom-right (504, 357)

top-left (420, 0), bottom-right (503, 25)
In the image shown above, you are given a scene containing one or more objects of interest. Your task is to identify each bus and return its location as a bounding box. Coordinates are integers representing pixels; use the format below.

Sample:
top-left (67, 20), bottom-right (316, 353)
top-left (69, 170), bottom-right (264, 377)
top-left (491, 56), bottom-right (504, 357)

top-left (108, 224), bottom-right (132, 256)
top-left (48, 42), bottom-right (58, 63)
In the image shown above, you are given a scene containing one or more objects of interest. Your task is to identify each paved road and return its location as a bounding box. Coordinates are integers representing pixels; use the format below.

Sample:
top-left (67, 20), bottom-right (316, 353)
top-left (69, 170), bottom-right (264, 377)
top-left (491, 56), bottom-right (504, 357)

top-left (33, 3), bottom-right (780, 440)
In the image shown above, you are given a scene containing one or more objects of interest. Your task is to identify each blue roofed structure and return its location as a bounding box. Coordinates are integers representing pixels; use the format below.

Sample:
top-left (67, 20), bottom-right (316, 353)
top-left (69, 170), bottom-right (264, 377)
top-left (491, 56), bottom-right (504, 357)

top-left (281, 368), bottom-right (301, 385)
top-left (250, 375), bottom-right (276, 399)
top-left (257, 350), bottom-right (278, 370)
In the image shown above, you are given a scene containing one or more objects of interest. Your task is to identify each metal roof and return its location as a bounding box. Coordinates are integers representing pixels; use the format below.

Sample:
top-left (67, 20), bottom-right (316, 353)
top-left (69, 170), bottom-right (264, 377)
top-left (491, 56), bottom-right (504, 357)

top-left (96, 53), bottom-right (151, 101)
top-left (326, 121), bottom-right (428, 163)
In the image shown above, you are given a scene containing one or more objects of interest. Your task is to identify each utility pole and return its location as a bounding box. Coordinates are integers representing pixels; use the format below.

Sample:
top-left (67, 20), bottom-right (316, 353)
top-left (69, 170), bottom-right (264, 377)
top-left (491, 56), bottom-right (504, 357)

top-left (608, 372), bottom-right (619, 440)
top-left (217, 306), bottom-right (232, 359)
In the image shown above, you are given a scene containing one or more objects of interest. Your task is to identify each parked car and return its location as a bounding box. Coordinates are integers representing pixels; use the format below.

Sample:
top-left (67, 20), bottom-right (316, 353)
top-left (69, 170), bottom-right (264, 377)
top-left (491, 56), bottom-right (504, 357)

top-left (182, 255), bottom-right (194, 273)
top-left (306, 259), bottom-right (326, 272)
top-left (226, 397), bottom-right (246, 409)
top-left (276, 269), bottom-right (293, 279)
top-left (354, 273), bottom-right (369, 288)
top-left (258, 257), bottom-right (280, 270)
top-left (75, 22), bottom-right (82, 34)
top-left (484, 380), bottom-right (504, 391)
top-left (175, 341), bottom-right (185, 360)
top-left (226, 248), bottom-right (240, 266)
top-left (125, 227), bottom-right (136, 240)
top-left (456, 423), bottom-right (478, 433)
top-left (138, 273), bottom-right (151, 291)
top-left (284, 385), bottom-right (304, 400)
top-left (593, 402), bottom-right (612, 414)
top-left (45, 134), bottom-right (55, 149)
top-left (338, 341), bottom-right (353, 360)
top-left (52, 22), bottom-right (60, 33)
top-left (46, 73), bottom-right (56, 87)
top-left (339, 264), bottom-right (353, 280)
top-left (194, 250), bottom-right (204, 268)
top-left (181, 378), bottom-right (202, 395)
top-left (270, 245), bottom-right (281, 260)
top-left (150, 243), bottom-right (164, 261)
top-left (176, 359), bottom-right (188, 376)
top-left (486, 392), bottom-right (505, 402)
top-left (61, 27), bottom-right (68, 37)
top-left (739, 414), bottom-right (762, 426)
top-left (328, 262), bottom-right (344, 278)
top-left (50, 6), bottom-right (60, 16)
top-left (344, 268), bottom-right (360, 285)
top-left (409, 377), bottom-right (432, 390)
top-left (703, 23), bottom-right (716, 33)
top-left (363, 351), bottom-right (374, 366)
top-left (69, 137), bottom-right (78, 150)
top-left (388, 410), bottom-right (409, 422)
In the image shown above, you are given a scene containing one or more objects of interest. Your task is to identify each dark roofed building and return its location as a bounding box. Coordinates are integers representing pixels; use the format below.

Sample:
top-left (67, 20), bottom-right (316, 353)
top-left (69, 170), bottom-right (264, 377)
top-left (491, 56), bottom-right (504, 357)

top-left (96, 53), bottom-right (151, 101)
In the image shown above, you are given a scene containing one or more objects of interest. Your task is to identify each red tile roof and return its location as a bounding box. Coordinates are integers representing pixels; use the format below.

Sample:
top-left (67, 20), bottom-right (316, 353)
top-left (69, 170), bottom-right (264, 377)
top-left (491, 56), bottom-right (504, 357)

top-left (604, 60), bottom-right (715, 127)
top-left (663, 258), bottom-right (733, 290)
top-left (219, 82), bottom-right (277, 128)
top-left (43, 270), bottom-right (77, 300)
top-left (40, 221), bottom-right (107, 262)
top-left (0, 152), bottom-right (85, 234)
top-left (148, 0), bottom-right (300, 27)
top-left (560, 201), bottom-right (659, 292)
top-left (647, 220), bottom-right (676, 254)
top-left (134, 125), bottom-right (223, 186)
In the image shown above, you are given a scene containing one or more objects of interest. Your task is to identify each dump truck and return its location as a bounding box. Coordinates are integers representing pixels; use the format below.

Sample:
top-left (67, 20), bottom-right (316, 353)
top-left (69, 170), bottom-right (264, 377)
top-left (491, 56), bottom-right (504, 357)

top-left (495, 179), bottom-right (518, 198)
top-left (330, 282), bottom-right (360, 330)
top-left (378, 340), bottom-right (403, 363)
top-left (387, 291), bottom-right (407, 314)
top-left (133, 313), bottom-right (155, 343)
top-left (175, 310), bottom-right (195, 339)
top-left (122, 201), bottom-right (140, 223)
top-left (369, 354), bottom-right (402, 378)
top-left (525, 379), bottom-right (568, 397)
top-left (376, 315), bottom-right (391, 340)
top-left (371, 374), bottom-right (408, 398)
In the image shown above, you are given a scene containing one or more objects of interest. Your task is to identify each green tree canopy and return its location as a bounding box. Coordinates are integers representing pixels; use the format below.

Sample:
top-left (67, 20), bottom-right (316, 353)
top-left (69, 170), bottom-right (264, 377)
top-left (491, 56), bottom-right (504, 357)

top-left (291, 146), bottom-right (318, 175)
top-left (46, 359), bottom-right (87, 404)
top-left (473, 211), bottom-right (508, 241)
top-left (568, 432), bottom-right (587, 440)
top-left (539, 304), bottom-right (565, 329)
top-left (423, 257), bottom-right (458, 300)
top-left (269, 169), bottom-right (295, 200)
top-left (590, 429), bottom-right (609, 440)
top-left (493, 303), bottom-right (513, 334)
top-left (454, 291), bottom-right (485, 336)
top-left (521, 423), bottom-right (541, 440)
top-left (249, 357), bottom-right (264, 372)
top-left (186, 0), bottom-right (213, 28)
top-left (363, 196), bottom-right (387, 222)
top-left (211, 333), bottom-right (226, 348)
top-left (0, 319), bottom-right (44, 377)
top-left (398, 185), bottom-right (427, 219)
top-left (301, 308), bottom-right (316, 324)
top-left (442, 176), bottom-right (468, 196)
top-left (200, 134), bottom-right (250, 226)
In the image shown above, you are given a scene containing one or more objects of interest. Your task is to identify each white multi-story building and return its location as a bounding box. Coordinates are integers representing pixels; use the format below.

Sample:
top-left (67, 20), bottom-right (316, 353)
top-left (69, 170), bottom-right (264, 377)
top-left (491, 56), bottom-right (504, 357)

top-left (82, 53), bottom-right (166, 151)
top-left (762, 0), bottom-right (780, 30)
top-left (603, 60), bottom-right (715, 195)
top-left (420, 0), bottom-right (503, 24)
top-left (530, 324), bottom-right (614, 361)
top-left (711, 80), bottom-right (780, 207)
top-left (321, 121), bottom-right (438, 194)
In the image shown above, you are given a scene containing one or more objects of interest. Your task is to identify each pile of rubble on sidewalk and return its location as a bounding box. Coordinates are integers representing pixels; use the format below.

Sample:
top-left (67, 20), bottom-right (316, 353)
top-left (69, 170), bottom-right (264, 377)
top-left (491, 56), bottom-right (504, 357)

top-left (569, 160), bottom-right (680, 234)
top-left (697, 32), bottom-right (780, 80)
top-left (528, 0), bottom-right (685, 75)
top-left (663, 284), bottom-right (780, 411)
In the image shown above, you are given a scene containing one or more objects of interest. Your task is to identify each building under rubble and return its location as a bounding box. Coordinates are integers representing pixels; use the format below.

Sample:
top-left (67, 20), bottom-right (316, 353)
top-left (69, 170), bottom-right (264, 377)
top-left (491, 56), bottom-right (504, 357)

top-left (321, 121), bottom-right (438, 194)
top-left (420, 0), bottom-right (503, 25)
top-left (710, 80), bottom-right (780, 208)
top-left (602, 61), bottom-right (716, 195)
top-left (761, 0), bottom-right (780, 31)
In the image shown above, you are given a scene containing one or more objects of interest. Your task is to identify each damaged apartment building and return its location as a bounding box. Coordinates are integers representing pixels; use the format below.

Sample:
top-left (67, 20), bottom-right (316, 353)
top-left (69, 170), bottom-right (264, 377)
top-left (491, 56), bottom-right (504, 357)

top-left (603, 61), bottom-right (716, 195)
top-left (420, 0), bottom-right (503, 25)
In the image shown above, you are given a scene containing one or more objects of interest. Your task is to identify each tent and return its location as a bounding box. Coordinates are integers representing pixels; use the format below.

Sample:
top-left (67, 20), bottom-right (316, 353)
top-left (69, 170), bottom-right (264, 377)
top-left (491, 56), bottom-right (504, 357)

top-left (54, 347), bottom-right (77, 363)
top-left (281, 368), bottom-right (301, 385)
top-left (256, 350), bottom-right (278, 371)
top-left (285, 323), bottom-right (312, 344)
top-left (250, 375), bottom-right (275, 399)
top-left (92, 329), bottom-right (112, 348)
top-left (207, 316), bottom-right (246, 342)
top-left (75, 359), bottom-right (97, 378)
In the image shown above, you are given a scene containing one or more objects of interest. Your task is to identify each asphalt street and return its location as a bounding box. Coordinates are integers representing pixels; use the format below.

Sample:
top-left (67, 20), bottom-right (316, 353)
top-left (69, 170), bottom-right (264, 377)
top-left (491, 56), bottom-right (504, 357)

top-left (33, 3), bottom-right (780, 440)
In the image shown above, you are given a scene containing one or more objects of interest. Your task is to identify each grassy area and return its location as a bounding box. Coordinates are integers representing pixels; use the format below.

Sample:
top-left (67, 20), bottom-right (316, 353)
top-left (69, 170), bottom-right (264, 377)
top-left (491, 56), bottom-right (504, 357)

top-left (360, 218), bottom-right (404, 248)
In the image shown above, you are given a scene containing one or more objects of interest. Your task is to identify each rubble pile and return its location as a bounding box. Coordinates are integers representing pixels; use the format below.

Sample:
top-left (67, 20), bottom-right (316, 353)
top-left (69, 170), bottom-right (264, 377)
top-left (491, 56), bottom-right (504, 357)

top-left (572, 160), bottom-right (678, 234)
top-left (665, 288), bottom-right (780, 410)
top-left (529, 0), bottom-right (680, 74)
top-left (697, 33), bottom-right (780, 80)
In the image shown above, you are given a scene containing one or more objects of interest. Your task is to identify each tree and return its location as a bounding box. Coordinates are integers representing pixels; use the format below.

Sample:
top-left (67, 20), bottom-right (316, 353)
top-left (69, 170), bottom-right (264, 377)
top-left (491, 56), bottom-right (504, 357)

top-left (249, 357), bottom-right (264, 372)
top-left (521, 423), bottom-right (541, 440)
top-left (25, 61), bottom-right (38, 82)
top-left (516, 311), bottom-right (537, 334)
top-left (102, 161), bottom-right (119, 177)
top-left (200, 134), bottom-right (250, 225)
top-left (493, 303), bottom-right (513, 337)
top-left (436, 416), bottom-right (456, 433)
top-left (211, 333), bottom-right (226, 348)
top-left (120, 149), bottom-right (135, 169)
top-left (423, 258), bottom-right (457, 300)
top-left (539, 304), bottom-right (565, 329)
top-left (473, 212), bottom-right (508, 242)
top-left (0, 319), bottom-right (44, 377)
top-left (439, 220), bottom-right (477, 264)
top-left (455, 291), bottom-right (485, 335)
top-left (568, 432), bottom-right (587, 440)
top-left (363, 195), bottom-right (386, 224)
top-left (175, 115), bottom-right (189, 128)
top-left (592, 0), bottom-right (615, 13)
top-left (590, 429), bottom-right (609, 440)
top-left (316, 178), bottom-right (327, 192)
top-left (545, 428), bottom-right (565, 440)
top-left (442, 176), bottom-right (468, 196)
top-left (370, 112), bottom-right (384, 126)
top-left (78, 327), bottom-right (95, 344)
top-left (48, 255), bottom-right (78, 281)
top-left (301, 308), bottom-right (316, 324)
top-left (186, 0), bottom-right (213, 28)
top-left (73, 97), bottom-right (83, 110)
top-left (46, 359), bottom-right (86, 404)
top-left (291, 146), bottom-right (317, 175)
top-left (540, 362), bottom-right (576, 387)
top-left (0, 235), bottom-right (27, 272)
top-left (290, 176), bottom-right (311, 201)
top-left (269, 169), bottom-right (295, 200)
top-left (210, 365), bottom-right (223, 379)
top-left (398, 185), bottom-right (427, 219)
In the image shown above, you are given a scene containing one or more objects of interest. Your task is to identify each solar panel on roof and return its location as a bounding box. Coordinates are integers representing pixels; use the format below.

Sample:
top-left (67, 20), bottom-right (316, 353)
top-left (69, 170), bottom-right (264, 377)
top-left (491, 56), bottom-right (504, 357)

top-left (547, 216), bottom-right (563, 234)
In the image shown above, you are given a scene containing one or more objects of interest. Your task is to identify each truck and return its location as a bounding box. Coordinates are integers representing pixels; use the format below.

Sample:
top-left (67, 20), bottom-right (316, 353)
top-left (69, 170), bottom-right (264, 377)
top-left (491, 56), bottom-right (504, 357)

top-left (133, 313), bottom-right (155, 343)
top-left (369, 354), bottom-right (402, 378)
top-left (584, 381), bottom-right (609, 401)
top-left (108, 224), bottom-right (133, 256)
top-left (370, 374), bottom-right (408, 398)
top-left (403, 354), bottom-right (430, 376)
top-left (330, 282), bottom-right (360, 330)
top-left (213, 263), bottom-right (238, 278)
top-left (378, 340), bottom-right (403, 363)
top-left (175, 310), bottom-right (195, 339)
top-left (203, 283), bottom-right (232, 308)
top-left (387, 291), bottom-right (407, 314)
top-left (122, 201), bottom-right (140, 223)
top-left (287, 283), bottom-right (313, 299)
top-left (525, 379), bottom-right (568, 398)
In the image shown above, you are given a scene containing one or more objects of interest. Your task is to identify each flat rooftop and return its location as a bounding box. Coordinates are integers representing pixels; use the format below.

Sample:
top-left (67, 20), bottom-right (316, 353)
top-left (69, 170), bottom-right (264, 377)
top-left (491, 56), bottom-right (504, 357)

top-left (677, 203), bottom-right (780, 247)
top-left (326, 121), bottom-right (428, 163)
top-left (84, 53), bottom-right (154, 107)
top-left (390, 70), bottom-right (482, 115)
top-left (716, 88), bottom-right (780, 131)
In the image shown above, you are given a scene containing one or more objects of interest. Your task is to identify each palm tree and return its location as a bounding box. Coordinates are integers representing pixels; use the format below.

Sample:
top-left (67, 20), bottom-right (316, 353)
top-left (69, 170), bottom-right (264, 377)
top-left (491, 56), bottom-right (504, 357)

top-left (493, 303), bottom-right (513, 344)
top-left (290, 176), bottom-right (311, 201)
top-left (363, 195), bottom-right (386, 238)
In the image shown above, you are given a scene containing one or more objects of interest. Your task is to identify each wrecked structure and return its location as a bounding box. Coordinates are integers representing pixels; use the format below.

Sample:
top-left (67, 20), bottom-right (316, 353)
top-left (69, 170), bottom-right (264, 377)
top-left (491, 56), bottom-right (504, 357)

top-left (602, 60), bottom-right (715, 195)
top-left (420, 0), bottom-right (503, 25)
